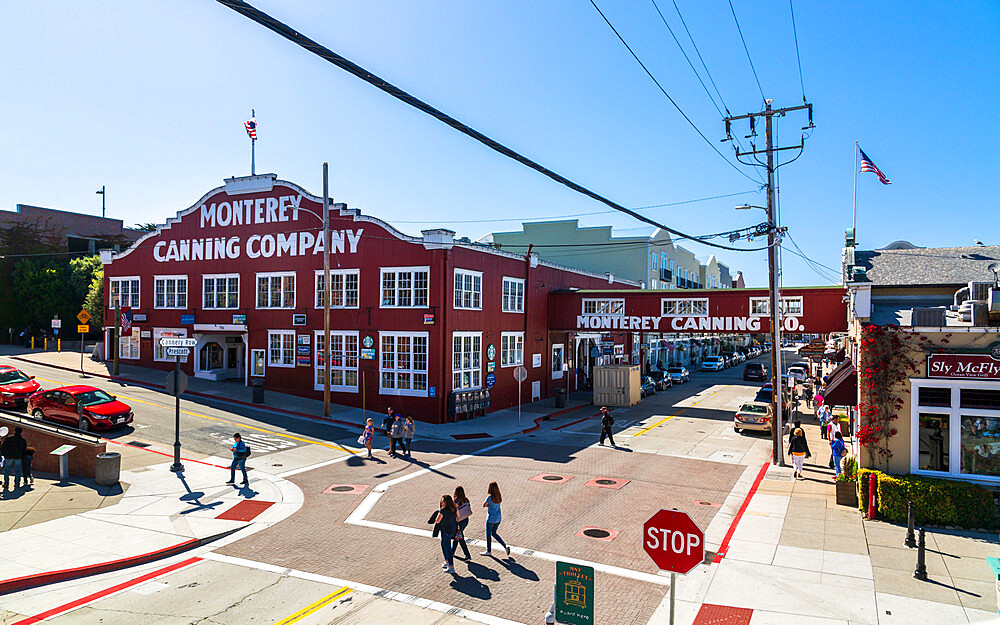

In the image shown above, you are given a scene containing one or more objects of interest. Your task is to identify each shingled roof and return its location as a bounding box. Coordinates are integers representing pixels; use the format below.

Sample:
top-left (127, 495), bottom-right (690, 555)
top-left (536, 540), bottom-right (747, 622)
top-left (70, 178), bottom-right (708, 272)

top-left (854, 246), bottom-right (1000, 287)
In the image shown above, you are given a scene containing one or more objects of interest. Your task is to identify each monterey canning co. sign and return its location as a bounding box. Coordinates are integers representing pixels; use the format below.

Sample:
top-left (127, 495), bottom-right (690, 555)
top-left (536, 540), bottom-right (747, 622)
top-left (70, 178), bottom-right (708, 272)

top-left (927, 354), bottom-right (1000, 380)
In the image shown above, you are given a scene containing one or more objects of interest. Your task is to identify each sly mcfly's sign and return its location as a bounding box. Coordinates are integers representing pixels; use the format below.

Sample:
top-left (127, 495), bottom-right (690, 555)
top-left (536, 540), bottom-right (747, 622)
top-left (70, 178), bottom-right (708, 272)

top-left (152, 193), bottom-right (362, 262)
top-left (928, 354), bottom-right (1000, 380)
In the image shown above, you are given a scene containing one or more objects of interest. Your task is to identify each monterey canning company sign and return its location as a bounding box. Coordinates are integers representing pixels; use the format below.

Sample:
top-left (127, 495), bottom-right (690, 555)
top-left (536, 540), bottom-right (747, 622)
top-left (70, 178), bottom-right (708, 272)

top-left (927, 354), bottom-right (1000, 380)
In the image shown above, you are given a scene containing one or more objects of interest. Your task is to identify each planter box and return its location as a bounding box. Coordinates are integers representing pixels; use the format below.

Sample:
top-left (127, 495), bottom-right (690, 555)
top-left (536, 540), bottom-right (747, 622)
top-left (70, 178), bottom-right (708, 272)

top-left (836, 480), bottom-right (859, 507)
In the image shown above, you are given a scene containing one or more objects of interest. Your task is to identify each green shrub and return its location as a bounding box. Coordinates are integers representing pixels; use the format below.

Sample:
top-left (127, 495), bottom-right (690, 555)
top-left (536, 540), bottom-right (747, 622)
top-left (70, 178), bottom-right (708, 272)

top-left (854, 469), bottom-right (997, 528)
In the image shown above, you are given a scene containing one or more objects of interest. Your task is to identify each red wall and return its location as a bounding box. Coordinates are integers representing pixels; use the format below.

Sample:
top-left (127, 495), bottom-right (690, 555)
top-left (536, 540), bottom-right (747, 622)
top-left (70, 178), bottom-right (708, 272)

top-left (103, 177), bottom-right (635, 424)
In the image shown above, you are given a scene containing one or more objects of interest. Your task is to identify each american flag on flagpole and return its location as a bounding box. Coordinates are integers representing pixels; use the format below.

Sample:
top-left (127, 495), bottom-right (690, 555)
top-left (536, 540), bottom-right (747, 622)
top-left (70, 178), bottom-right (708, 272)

top-left (244, 116), bottom-right (257, 140)
top-left (859, 148), bottom-right (890, 185)
top-left (121, 306), bottom-right (133, 336)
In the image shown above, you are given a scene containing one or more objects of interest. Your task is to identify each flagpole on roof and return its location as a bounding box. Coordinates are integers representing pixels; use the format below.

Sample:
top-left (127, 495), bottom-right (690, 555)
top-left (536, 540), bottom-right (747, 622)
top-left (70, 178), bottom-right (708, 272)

top-left (250, 109), bottom-right (256, 176)
top-left (852, 141), bottom-right (859, 239)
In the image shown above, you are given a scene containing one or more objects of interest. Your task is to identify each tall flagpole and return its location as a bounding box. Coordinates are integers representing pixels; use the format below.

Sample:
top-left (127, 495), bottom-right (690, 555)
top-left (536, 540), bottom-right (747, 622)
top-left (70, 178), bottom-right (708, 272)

top-left (250, 109), bottom-right (256, 176)
top-left (852, 141), bottom-right (859, 235)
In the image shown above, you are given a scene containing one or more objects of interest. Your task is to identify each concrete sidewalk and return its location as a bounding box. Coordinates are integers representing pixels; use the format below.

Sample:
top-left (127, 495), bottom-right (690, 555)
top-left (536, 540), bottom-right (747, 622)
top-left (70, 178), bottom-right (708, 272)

top-left (4, 347), bottom-right (595, 441)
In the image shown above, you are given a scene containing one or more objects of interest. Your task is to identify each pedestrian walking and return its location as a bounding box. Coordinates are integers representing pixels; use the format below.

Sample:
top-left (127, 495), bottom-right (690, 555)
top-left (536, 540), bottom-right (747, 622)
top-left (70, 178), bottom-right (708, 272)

top-left (23, 446), bottom-right (35, 486)
top-left (1, 427), bottom-right (28, 491)
top-left (390, 415), bottom-right (405, 458)
top-left (432, 494), bottom-right (459, 574)
top-left (403, 416), bottom-right (415, 456)
top-left (226, 433), bottom-right (250, 486)
top-left (359, 418), bottom-right (375, 459)
top-left (788, 427), bottom-right (811, 479)
top-left (382, 408), bottom-right (395, 452)
top-left (819, 408), bottom-right (830, 440)
top-left (480, 481), bottom-right (510, 557)
top-left (830, 431), bottom-right (847, 478)
top-left (598, 406), bottom-right (615, 447)
top-left (452, 486), bottom-right (472, 560)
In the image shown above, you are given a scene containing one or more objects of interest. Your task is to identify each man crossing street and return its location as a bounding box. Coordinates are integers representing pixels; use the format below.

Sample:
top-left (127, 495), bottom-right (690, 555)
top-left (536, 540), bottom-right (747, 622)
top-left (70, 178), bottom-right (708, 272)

top-left (598, 406), bottom-right (616, 447)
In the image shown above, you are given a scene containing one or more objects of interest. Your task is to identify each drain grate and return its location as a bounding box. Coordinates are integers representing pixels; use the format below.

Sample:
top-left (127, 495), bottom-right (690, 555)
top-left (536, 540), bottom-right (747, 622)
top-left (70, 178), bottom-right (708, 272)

top-left (582, 528), bottom-right (611, 539)
top-left (584, 476), bottom-right (630, 490)
top-left (576, 526), bottom-right (619, 541)
top-left (322, 483), bottom-right (369, 495)
top-left (594, 479), bottom-right (617, 486)
top-left (126, 441), bottom-right (151, 448)
top-left (330, 486), bottom-right (354, 492)
top-left (529, 473), bottom-right (574, 484)
top-left (542, 475), bottom-right (562, 481)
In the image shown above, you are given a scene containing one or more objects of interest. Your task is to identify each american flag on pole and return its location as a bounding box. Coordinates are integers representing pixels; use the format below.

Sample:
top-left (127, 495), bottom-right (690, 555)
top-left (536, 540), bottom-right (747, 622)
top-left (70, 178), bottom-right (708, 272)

top-left (859, 148), bottom-right (890, 185)
top-left (245, 116), bottom-right (257, 140)
top-left (121, 306), bottom-right (133, 336)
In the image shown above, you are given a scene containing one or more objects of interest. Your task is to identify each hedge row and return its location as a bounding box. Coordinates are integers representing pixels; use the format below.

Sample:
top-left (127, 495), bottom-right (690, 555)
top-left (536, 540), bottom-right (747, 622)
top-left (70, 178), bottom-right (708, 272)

top-left (856, 468), bottom-right (997, 529)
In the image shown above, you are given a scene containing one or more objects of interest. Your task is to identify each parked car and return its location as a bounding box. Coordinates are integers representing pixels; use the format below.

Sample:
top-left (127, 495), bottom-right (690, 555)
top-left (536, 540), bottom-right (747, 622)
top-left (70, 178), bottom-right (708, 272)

top-left (666, 365), bottom-right (690, 384)
top-left (720, 353), bottom-right (735, 368)
top-left (28, 385), bottom-right (133, 432)
top-left (743, 362), bottom-right (768, 382)
top-left (786, 364), bottom-right (809, 383)
top-left (649, 370), bottom-right (673, 391)
top-left (640, 376), bottom-right (657, 397)
top-left (734, 401), bottom-right (772, 433)
top-left (701, 356), bottom-right (724, 371)
top-left (0, 366), bottom-right (42, 409)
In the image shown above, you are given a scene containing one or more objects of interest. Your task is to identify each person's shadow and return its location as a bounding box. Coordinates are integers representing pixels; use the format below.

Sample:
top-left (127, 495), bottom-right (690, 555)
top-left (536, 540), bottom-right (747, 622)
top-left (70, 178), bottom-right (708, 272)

top-left (449, 573), bottom-right (491, 599)
top-left (464, 560), bottom-right (500, 581)
top-left (494, 556), bottom-right (539, 581)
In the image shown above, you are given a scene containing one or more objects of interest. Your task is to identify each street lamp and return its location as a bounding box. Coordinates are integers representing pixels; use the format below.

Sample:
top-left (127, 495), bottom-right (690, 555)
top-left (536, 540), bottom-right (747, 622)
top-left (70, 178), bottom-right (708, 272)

top-left (735, 203), bottom-right (785, 465)
top-left (96, 186), bottom-right (106, 218)
top-left (294, 164), bottom-right (332, 418)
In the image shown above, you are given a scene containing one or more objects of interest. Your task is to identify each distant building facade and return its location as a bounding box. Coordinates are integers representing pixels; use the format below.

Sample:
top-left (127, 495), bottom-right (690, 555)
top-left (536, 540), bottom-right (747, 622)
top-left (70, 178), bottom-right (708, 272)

top-left (0, 204), bottom-right (144, 253)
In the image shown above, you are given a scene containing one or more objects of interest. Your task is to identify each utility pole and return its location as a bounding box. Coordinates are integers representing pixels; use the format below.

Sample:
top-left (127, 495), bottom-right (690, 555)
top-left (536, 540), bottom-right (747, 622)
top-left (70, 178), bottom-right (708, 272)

top-left (322, 163), bottom-right (331, 418)
top-left (724, 99), bottom-right (813, 466)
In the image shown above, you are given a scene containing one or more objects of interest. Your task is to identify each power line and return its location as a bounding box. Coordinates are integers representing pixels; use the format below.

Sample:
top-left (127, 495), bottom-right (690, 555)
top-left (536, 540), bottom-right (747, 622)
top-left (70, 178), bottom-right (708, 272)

top-left (587, 0), bottom-right (764, 186)
top-left (727, 0), bottom-right (765, 103)
top-left (217, 0), bottom-right (766, 253)
top-left (670, 0), bottom-right (731, 116)
top-left (392, 189), bottom-right (761, 224)
top-left (789, 0), bottom-right (806, 103)
top-left (649, 0), bottom-right (722, 117)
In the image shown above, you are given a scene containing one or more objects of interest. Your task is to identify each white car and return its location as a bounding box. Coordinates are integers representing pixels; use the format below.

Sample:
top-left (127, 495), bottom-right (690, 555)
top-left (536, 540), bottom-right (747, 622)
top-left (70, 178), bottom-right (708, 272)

top-left (701, 356), bottom-right (725, 371)
top-left (786, 365), bottom-right (809, 382)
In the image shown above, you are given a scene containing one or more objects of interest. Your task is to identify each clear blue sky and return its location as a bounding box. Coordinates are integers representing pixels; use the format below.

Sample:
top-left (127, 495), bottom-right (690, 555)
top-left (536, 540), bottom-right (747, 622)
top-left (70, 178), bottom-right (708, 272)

top-left (2, 1), bottom-right (998, 287)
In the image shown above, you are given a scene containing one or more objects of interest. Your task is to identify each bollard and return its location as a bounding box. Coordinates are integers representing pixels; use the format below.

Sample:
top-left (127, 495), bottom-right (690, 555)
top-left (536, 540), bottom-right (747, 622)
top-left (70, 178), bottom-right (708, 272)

top-left (31, 336), bottom-right (35, 349)
top-left (58, 338), bottom-right (61, 352)
top-left (44, 338), bottom-right (48, 351)
top-left (904, 501), bottom-right (916, 548)
top-left (867, 472), bottom-right (878, 520)
top-left (914, 527), bottom-right (928, 580)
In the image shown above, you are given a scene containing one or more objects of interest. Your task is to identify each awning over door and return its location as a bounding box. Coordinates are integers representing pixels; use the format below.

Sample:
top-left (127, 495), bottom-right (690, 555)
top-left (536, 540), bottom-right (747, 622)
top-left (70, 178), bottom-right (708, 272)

top-left (822, 358), bottom-right (857, 407)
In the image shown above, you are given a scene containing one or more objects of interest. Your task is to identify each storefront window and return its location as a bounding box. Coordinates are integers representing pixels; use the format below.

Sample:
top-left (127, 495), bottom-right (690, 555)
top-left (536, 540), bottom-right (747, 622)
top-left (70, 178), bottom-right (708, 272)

top-left (917, 413), bottom-right (948, 472)
top-left (960, 415), bottom-right (1000, 477)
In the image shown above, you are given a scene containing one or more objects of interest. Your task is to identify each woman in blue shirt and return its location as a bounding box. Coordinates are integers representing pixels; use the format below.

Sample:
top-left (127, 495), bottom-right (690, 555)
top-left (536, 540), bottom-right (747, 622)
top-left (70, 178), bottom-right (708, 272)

top-left (481, 481), bottom-right (510, 557)
top-left (830, 431), bottom-right (847, 477)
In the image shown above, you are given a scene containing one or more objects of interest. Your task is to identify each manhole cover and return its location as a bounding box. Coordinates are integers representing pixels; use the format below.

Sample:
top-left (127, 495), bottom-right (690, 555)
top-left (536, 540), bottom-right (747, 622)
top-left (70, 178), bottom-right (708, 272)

top-left (126, 441), bottom-right (151, 448)
top-left (330, 486), bottom-right (354, 492)
top-left (582, 528), bottom-right (611, 539)
top-left (595, 479), bottom-right (617, 485)
top-left (542, 475), bottom-right (562, 481)
top-left (697, 501), bottom-right (713, 505)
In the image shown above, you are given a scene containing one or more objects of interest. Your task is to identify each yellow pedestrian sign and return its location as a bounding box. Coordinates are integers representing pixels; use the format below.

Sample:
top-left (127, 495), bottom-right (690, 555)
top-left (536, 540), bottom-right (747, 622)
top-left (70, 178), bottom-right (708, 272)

top-left (77, 309), bottom-right (91, 324)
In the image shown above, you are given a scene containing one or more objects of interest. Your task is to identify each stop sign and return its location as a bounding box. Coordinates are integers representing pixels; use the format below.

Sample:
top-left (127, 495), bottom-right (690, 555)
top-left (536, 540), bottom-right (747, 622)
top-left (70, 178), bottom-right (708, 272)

top-left (643, 509), bottom-right (704, 574)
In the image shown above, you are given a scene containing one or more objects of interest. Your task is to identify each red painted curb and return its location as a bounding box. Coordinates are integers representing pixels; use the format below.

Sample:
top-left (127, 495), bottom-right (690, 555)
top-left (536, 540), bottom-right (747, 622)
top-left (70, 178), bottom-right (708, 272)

top-left (0, 537), bottom-right (198, 596)
top-left (12, 556), bottom-right (203, 625)
top-left (712, 462), bottom-right (770, 563)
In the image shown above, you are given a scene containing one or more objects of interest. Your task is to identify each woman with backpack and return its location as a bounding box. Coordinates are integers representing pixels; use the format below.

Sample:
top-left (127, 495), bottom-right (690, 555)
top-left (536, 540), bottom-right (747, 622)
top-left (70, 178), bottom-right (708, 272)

top-left (431, 494), bottom-right (459, 574)
top-left (226, 433), bottom-right (249, 486)
top-left (480, 481), bottom-right (510, 557)
top-left (451, 485), bottom-right (472, 560)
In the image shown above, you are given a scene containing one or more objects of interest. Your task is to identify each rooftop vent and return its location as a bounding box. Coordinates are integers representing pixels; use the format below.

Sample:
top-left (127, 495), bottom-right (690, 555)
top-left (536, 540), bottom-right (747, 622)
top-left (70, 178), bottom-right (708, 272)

top-left (970, 281), bottom-right (993, 302)
top-left (911, 307), bottom-right (946, 327)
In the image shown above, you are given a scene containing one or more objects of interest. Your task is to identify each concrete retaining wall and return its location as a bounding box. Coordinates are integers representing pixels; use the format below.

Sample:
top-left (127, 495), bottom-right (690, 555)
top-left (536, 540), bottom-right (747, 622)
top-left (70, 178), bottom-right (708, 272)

top-left (0, 414), bottom-right (106, 478)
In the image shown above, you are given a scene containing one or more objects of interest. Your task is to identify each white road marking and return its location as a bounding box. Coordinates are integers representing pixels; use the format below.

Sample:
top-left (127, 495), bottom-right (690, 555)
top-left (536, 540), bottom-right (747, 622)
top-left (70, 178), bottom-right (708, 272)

top-left (202, 552), bottom-right (526, 625)
top-left (277, 452), bottom-right (354, 478)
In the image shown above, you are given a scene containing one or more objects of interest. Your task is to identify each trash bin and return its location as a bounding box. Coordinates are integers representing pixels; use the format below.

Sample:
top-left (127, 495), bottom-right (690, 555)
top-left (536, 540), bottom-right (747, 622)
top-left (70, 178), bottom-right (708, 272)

top-left (555, 388), bottom-right (567, 408)
top-left (95, 452), bottom-right (121, 487)
top-left (251, 379), bottom-right (264, 403)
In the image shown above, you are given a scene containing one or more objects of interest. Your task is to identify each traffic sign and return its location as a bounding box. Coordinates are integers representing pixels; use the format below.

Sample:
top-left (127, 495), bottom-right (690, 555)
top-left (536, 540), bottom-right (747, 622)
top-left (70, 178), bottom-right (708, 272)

top-left (513, 365), bottom-right (528, 382)
top-left (166, 347), bottom-right (191, 357)
top-left (159, 338), bottom-right (197, 347)
top-left (77, 324), bottom-right (89, 334)
top-left (555, 561), bottom-right (594, 625)
top-left (643, 509), bottom-right (704, 574)
top-left (165, 370), bottom-right (189, 396)
top-left (77, 309), bottom-right (91, 324)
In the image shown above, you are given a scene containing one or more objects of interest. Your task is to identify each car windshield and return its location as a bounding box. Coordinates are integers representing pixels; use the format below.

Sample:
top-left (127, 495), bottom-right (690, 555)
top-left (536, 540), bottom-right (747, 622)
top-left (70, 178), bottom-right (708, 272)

top-left (704, 357), bottom-right (719, 362)
top-left (755, 390), bottom-right (773, 402)
top-left (746, 364), bottom-right (762, 370)
top-left (0, 370), bottom-right (30, 384)
top-left (668, 367), bottom-right (682, 372)
top-left (741, 404), bottom-right (768, 414)
top-left (75, 390), bottom-right (115, 407)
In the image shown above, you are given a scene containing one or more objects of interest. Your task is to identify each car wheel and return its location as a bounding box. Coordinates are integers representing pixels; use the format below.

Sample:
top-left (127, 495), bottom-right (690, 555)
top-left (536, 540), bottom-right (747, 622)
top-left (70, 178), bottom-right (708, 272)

top-left (734, 426), bottom-right (741, 433)
top-left (31, 409), bottom-right (45, 421)
top-left (78, 419), bottom-right (91, 432)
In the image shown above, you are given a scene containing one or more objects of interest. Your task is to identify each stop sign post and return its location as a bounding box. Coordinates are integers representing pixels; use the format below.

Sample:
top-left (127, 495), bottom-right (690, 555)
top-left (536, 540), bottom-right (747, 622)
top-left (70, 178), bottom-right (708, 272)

top-left (644, 509), bottom-right (704, 625)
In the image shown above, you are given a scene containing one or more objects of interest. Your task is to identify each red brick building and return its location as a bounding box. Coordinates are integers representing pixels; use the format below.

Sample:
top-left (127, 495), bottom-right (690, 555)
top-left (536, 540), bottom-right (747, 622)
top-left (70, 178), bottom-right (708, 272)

top-left (100, 174), bottom-right (636, 423)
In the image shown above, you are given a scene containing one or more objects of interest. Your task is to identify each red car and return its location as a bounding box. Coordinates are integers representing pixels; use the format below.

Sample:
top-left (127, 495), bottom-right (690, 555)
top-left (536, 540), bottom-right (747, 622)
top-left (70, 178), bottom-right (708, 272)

top-left (27, 385), bottom-right (133, 432)
top-left (0, 365), bottom-right (42, 409)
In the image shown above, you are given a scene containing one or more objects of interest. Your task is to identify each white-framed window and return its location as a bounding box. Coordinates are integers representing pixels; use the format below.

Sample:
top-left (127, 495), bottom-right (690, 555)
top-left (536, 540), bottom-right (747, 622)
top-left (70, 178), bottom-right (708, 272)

top-left (153, 275), bottom-right (187, 309)
top-left (203, 274), bottom-right (239, 310)
top-left (453, 332), bottom-right (482, 390)
top-left (454, 269), bottom-right (482, 310)
top-left (661, 298), bottom-right (709, 317)
top-left (749, 296), bottom-right (804, 317)
top-left (650, 253), bottom-right (658, 270)
top-left (153, 328), bottom-right (189, 362)
top-left (314, 269), bottom-right (360, 309)
top-left (500, 332), bottom-right (524, 367)
top-left (109, 277), bottom-right (140, 309)
top-left (663, 253), bottom-right (669, 269)
top-left (315, 330), bottom-right (359, 392)
top-left (379, 331), bottom-right (429, 396)
top-left (502, 277), bottom-right (524, 313)
top-left (381, 267), bottom-right (430, 308)
top-left (910, 378), bottom-right (1000, 482)
top-left (257, 272), bottom-right (296, 309)
top-left (267, 330), bottom-right (296, 367)
top-left (119, 328), bottom-right (140, 360)
top-left (582, 298), bottom-right (625, 315)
